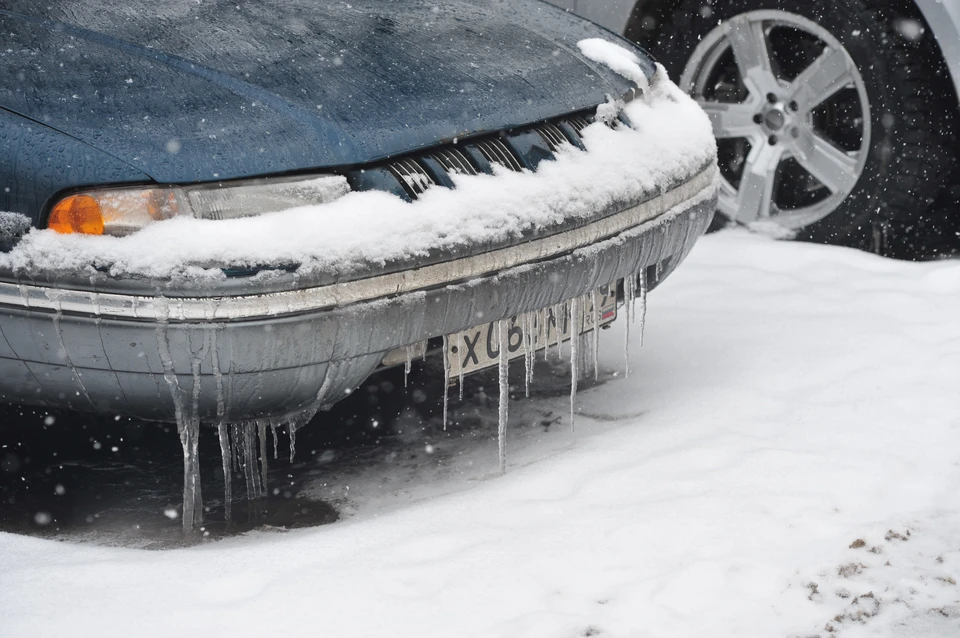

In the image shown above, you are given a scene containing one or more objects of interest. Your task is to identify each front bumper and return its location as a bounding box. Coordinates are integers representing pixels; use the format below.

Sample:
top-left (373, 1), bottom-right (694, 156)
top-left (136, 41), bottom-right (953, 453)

top-left (0, 164), bottom-right (717, 423)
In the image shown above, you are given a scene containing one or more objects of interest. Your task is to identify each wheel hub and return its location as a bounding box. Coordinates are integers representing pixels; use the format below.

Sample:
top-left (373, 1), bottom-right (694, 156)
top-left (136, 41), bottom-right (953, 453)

top-left (761, 105), bottom-right (787, 132)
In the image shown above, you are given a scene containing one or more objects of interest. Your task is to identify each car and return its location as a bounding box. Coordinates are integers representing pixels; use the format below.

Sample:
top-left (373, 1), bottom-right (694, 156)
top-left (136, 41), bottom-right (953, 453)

top-left (554, 0), bottom-right (960, 256)
top-left (0, 1), bottom-right (717, 527)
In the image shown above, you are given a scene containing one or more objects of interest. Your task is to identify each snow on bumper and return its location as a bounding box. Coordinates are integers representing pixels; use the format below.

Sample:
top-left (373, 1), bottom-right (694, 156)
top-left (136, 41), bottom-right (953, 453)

top-left (0, 165), bottom-right (717, 422)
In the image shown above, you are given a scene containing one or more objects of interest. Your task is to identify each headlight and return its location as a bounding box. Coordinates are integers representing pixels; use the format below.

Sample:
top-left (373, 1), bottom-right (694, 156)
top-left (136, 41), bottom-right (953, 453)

top-left (46, 174), bottom-right (350, 236)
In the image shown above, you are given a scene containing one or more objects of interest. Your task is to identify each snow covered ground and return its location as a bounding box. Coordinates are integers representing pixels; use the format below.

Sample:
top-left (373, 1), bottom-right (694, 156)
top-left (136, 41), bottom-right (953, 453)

top-left (2, 230), bottom-right (959, 637)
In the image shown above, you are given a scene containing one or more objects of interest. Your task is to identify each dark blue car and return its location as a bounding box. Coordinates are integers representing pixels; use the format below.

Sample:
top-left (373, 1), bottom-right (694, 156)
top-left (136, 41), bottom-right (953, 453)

top-left (0, 1), bottom-right (716, 431)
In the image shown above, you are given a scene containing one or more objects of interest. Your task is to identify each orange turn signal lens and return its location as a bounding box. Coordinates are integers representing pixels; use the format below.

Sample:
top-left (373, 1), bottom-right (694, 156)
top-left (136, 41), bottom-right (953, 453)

top-left (47, 195), bottom-right (105, 235)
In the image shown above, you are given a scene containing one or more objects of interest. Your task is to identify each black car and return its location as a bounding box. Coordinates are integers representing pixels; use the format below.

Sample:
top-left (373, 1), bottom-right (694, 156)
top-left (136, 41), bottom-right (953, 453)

top-left (0, 0), bottom-right (717, 527)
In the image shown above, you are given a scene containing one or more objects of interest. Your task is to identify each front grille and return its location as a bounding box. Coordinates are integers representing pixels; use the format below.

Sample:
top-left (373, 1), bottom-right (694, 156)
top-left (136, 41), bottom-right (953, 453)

top-left (351, 110), bottom-right (598, 200)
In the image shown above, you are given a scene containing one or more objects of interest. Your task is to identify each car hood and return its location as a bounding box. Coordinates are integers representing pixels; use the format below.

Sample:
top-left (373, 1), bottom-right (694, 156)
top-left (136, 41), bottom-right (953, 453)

top-left (0, 0), bottom-right (650, 184)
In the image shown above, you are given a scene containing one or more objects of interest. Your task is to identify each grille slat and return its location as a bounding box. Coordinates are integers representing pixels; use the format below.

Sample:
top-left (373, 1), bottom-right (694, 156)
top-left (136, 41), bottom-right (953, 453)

top-left (402, 159), bottom-right (430, 193)
top-left (407, 160), bottom-right (430, 194)
top-left (475, 140), bottom-right (499, 168)
top-left (535, 122), bottom-right (568, 152)
top-left (475, 138), bottom-right (522, 172)
top-left (451, 149), bottom-right (476, 175)
top-left (432, 148), bottom-right (478, 176)
top-left (566, 115), bottom-right (590, 137)
top-left (387, 158), bottom-right (435, 199)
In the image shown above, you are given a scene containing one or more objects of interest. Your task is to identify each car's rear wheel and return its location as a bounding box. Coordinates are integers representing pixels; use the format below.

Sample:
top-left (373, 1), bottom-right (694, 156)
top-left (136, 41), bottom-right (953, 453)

top-left (635, 0), bottom-right (957, 256)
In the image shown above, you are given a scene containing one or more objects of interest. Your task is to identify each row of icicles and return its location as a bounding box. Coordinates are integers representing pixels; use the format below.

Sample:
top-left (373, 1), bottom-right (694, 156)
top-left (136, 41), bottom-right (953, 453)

top-left (162, 273), bottom-right (647, 533)
top-left (416, 273), bottom-right (648, 476)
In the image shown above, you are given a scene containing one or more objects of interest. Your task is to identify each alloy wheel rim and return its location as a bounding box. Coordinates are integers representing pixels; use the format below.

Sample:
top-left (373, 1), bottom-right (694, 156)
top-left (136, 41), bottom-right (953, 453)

top-left (680, 10), bottom-right (872, 229)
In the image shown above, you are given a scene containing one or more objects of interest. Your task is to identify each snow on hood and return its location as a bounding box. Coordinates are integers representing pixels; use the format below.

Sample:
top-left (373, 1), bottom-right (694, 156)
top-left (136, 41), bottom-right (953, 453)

top-left (577, 38), bottom-right (651, 94)
top-left (0, 64), bottom-right (717, 283)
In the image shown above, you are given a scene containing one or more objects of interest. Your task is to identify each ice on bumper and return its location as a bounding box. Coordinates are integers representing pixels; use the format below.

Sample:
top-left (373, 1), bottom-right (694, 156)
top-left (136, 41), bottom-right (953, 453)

top-left (0, 60), bottom-right (718, 532)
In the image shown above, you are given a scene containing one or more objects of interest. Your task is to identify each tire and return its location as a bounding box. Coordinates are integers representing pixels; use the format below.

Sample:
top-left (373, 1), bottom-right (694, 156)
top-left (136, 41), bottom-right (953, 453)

top-left (635, 0), bottom-right (957, 258)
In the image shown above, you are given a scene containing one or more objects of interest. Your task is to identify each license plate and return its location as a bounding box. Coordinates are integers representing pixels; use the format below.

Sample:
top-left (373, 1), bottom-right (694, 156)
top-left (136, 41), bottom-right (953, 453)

top-left (446, 283), bottom-right (617, 379)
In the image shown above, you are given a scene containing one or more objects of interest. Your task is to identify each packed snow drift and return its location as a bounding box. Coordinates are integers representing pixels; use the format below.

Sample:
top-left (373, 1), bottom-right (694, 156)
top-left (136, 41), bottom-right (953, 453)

top-left (2, 231), bottom-right (959, 637)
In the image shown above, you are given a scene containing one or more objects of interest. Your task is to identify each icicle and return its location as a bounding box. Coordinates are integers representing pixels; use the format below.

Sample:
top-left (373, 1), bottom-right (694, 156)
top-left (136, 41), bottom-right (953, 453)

top-left (580, 333), bottom-right (592, 379)
top-left (218, 422), bottom-right (232, 524)
top-left (637, 270), bottom-right (648, 347)
top-left (90, 290), bottom-right (105, 361)
top-left (552, 303), bottom-right (563, 360)
top-left (231, 422), bottom-right (243, 475)
top-left (210, 327), bottom-right (225, 425)
top-left (289, 422), bottom-right (298, 463)
top-left (186, 333), bottom-right (209, 530)
top-left (530, 309), bottom-right (539, 353)
top-left (242, 421), bottom-right (261, 520)
top-left (404, 345), bottom-right (413, 387)
top-left (441, 334), bottom-right (451, 431)
top-left (528, 311), bottom-right (538, 385)
top-left (497, 320), bottom-right (509, 475)
top-left (569, 298), bottom-right (580, 431)
top-left (240, 423), bottom-right (251, 500)
top-left (189, 349), bottom-right (204, 430)
top-left (623, 276), bottom-right (635, 379)
top-left (530, 312), bottom-right (537, 392)
top-left (235, 423), bottom-right (245, 472)
top-left (179, 417), bottom-right (202, 531)
top-left (591, 289), bottom-right (600, 380)
top-left (458, 348), bottom-right (465, 401)
top-left (155, 299), bottom-right (184, 428)
top-left (541, 308), bottom-right (550, 362)
top-left (287, 362), bottom-right (335, 463)
top-left (45, 290), bottom-right (94, 407)
top-left (270, 422), bottom-right (279, 460)
top-left (545, 306), bottom-right (554, 361)
top-left (522, 312), bottom-right (532, 398)
top-left (258, 420), bottom-right (268, 494)
top-left (155, 298), bottom-right (202, 533)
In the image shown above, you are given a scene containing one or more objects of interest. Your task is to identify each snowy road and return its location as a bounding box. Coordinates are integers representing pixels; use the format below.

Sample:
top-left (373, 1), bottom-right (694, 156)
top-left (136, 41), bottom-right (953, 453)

top-left (2, 230), bottom-right (959, 637)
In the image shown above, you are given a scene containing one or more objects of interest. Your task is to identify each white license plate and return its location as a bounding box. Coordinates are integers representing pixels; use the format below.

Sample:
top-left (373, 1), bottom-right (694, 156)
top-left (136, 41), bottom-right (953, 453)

top-left (446, 283), bottom-right (617, 379)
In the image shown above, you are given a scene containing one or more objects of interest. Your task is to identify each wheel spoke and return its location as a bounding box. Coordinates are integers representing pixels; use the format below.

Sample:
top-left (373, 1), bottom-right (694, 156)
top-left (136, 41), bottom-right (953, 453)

top-left (735, 145), bottom-right (782, 223)
top-left (725, 16), bottom-right (777, 95)
top-left (697, 101), bottom-right (760, 139)
top-left (792, 128), bottom-right (860, 194)
top-left (788, 47), bottom-right (856, 112)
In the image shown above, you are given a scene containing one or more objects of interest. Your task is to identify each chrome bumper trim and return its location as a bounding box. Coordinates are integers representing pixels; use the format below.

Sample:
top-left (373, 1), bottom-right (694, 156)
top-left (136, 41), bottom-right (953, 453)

top-left (2, 164), bottom-right (717, 322)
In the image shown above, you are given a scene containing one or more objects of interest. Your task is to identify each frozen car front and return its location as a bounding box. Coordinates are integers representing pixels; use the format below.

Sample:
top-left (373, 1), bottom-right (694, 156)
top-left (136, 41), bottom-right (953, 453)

top-left (0, 0), bottom-right (717, 427)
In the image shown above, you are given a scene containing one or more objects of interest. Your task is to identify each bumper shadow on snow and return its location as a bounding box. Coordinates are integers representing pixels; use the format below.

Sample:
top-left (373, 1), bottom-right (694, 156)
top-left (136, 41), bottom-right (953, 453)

top-left (0, 351), bottom-right (615, 549)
